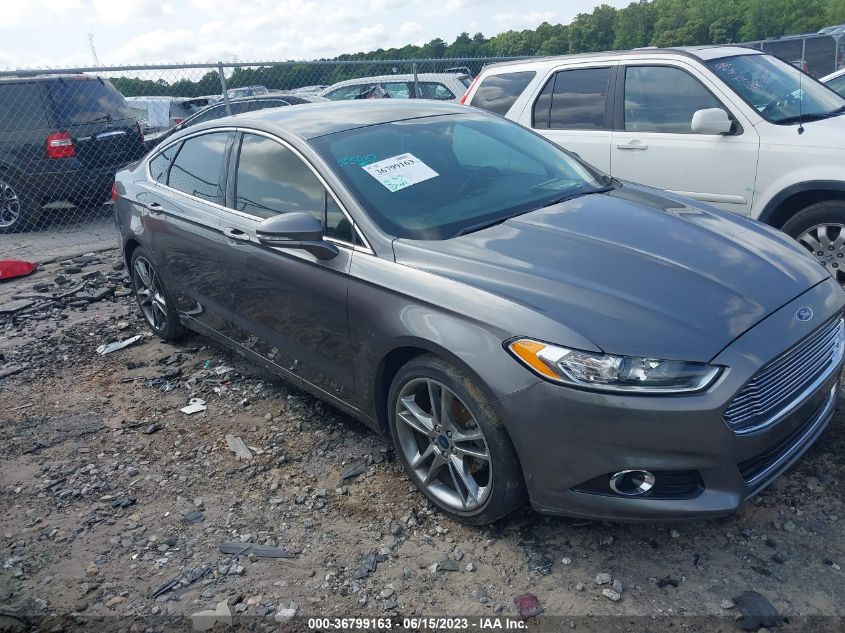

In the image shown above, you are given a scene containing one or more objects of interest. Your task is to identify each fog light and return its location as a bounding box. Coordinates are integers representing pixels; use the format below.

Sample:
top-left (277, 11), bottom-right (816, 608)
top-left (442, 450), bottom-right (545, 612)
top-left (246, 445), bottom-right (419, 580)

top-left (609, 470), bottom-right (655, 496)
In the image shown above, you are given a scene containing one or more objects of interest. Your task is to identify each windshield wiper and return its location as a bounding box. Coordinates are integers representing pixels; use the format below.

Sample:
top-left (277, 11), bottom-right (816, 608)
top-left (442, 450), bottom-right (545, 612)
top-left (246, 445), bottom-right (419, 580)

top-left (538, 185), bottom-right (615, 209)
top-left (777, 112), bottom-right (838, 125)
top-left (450, 185), bottom-right (615, 238)
top-left (85, 114), bottom-right (113, 124)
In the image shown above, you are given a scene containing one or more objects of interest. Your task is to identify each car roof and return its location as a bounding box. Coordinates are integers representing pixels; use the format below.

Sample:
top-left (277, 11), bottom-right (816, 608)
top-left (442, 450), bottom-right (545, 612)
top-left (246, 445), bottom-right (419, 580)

top-left (189, 99), bottom-right (469, 140)
top-left (481, 45), bottom-right (762, 71)
top-left (822, 67), bottom-right (845, 82)
top-left (323, 73), bottom-right (466, 89)
top-left (0, 73), bottom-right (102, 83)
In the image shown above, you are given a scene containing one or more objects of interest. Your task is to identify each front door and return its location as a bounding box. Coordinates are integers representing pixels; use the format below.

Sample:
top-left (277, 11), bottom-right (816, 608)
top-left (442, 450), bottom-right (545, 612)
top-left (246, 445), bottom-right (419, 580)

top-left (610, 63), bottom-right (760, 214)
top-left (216, 131), bottom-right (357, 402)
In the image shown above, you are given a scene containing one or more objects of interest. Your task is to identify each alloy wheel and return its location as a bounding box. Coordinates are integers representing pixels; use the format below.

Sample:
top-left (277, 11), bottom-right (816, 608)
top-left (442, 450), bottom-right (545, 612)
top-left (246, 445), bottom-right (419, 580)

top-left (0, 179), bottom-right (21, 229)
top-left (133, 256), bottom-right (169, 331)
top-left (394, 378), bottom-right (492, 512)
top-left (797, 223), bottom-right (845, 283)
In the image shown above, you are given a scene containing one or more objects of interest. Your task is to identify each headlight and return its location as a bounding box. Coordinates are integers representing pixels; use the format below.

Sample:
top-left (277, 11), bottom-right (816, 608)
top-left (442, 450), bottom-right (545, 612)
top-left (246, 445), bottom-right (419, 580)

top-left (507, 339), bottom-right (721, 394)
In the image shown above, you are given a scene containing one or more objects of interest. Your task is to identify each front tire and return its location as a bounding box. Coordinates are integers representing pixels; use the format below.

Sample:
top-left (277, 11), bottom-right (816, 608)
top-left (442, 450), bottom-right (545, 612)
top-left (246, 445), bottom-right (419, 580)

top-left (782, 200), bottom-right (845, 284)
top-left (130, 247), bottom-right (185, 341)
top-left (388, 354), bottom-right (526, 525)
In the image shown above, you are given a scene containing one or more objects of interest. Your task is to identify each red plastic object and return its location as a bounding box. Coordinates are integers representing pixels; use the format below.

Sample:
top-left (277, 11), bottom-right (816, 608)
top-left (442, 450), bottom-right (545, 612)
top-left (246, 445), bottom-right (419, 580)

top-left (0, 259), bottom-right (38, 280)
top-left (513, 593), bottom-right (543, 619)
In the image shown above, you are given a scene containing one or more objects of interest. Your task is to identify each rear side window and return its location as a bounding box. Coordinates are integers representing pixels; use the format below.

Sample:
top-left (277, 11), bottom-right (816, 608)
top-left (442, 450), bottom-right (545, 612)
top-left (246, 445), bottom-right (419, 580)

top-left (624, 66), bottom-right (722, 133)
top-left (533, 67), bottom-right (611, 130)
top-left (470, 71), bottom-right (536, 115)
top-left (417, 82), bottom-right (455, 100)
top-left (0, 83), bottom-right (49, 130)
top-left (167, 132), bottom-right (229, 203)
top-left (325, 85), bottom-right (368, 100)
top-left (827, 74), bottom-right (845, 97)
top-left (149, 142), bottom-right (180, 183)
top-left (46, 78), bottom-right (134, 125)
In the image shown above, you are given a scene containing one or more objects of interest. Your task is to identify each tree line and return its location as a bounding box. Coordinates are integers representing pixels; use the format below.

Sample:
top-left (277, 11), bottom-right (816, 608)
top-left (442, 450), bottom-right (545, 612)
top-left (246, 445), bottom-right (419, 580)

top-left (111, 0), bottom-right (845, 97)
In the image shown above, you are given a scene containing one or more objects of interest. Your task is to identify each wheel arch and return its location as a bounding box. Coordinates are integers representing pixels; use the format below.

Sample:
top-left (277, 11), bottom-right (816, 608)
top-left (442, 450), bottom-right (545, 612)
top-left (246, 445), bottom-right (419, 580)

top-left (758, 181), bottom-right (845, 229)
top-left (123, 237), bottom-right (143, 270)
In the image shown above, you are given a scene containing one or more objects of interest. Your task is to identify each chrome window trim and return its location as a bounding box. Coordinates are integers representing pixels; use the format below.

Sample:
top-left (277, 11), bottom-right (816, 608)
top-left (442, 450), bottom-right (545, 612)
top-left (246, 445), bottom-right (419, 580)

top-left (144, 126), bottom-right (375, 255)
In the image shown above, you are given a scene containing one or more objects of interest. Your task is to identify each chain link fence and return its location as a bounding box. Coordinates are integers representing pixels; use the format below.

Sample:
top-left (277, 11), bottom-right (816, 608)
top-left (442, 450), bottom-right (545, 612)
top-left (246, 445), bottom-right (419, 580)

top-left (745, 32), bottom-right (845, 78)
top-left (0, 57), bottom-right (525, 261)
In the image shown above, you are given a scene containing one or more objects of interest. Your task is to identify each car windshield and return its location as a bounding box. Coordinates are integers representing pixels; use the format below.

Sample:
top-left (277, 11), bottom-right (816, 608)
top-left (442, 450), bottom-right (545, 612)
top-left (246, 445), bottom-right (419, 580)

top-left (706, 54), bottom-right (845, 124)
top-left (311, 112), bottom-right (605, 240)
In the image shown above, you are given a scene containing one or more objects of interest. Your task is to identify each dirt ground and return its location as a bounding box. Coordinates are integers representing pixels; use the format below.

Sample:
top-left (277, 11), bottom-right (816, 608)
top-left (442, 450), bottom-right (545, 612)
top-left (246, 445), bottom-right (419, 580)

top-left (1, 250), bottom-right (844, 633)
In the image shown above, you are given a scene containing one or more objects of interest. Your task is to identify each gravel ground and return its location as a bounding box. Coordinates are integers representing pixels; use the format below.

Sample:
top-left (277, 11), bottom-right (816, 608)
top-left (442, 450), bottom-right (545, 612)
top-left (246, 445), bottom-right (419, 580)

top-left (1, 250), bottom-right (844, 633)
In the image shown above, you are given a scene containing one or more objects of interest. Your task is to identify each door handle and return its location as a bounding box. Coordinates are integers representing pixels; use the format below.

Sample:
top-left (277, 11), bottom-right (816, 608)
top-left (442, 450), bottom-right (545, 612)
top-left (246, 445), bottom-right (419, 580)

top-left (616, 141), bottom-right (648, 150)
top-left (146, 202), bottom-right (165, 214)
top-left (223, 227), bottom-right (251, 242)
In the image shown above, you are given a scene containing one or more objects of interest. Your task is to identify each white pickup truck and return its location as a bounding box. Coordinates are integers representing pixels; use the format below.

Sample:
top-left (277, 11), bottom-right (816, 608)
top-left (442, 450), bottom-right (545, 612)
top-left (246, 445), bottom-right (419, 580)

top-left (464, 46), bottom-right (845, 281)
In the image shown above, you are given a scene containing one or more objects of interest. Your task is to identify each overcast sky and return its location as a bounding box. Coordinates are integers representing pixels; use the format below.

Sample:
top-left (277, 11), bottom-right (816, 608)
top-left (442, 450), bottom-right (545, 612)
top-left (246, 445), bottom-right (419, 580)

top-left (0, 0), bottom-right (631, 69)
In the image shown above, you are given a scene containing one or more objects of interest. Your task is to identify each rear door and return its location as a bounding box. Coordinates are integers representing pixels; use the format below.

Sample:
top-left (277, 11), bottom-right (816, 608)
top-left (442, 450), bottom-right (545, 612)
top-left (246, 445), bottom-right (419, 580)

top-left (610, 62), bottom-right (759, 213)
top-left (517, 63), bottom-right (617, 173)
top-left (45, 77), bottom-right (145, 169)
top-left (144, 130), bottom-right (233, 332)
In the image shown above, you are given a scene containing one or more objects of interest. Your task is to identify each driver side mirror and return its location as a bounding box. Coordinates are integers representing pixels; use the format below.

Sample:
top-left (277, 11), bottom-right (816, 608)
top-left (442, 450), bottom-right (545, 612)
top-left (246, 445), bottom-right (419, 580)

top-left (691, 108), bottom-right (733, 135)
top-left (255, 212), bottom-right (339, 260)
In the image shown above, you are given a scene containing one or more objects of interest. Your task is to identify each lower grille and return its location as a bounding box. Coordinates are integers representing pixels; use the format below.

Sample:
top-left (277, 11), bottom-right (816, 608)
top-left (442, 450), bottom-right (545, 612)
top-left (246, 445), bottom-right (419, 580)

top-left (724, 317), bottom-right (844, 434)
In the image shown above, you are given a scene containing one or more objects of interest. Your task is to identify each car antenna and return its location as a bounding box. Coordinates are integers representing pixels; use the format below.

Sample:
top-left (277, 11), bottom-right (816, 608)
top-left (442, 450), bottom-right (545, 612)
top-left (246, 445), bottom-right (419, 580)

top-left (798, 64), bottom-right (805, 135)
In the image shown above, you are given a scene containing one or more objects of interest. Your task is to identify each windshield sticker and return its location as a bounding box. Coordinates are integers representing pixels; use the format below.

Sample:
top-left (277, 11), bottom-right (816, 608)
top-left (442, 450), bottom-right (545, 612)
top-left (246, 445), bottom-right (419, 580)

top-left (337, 154), bottom-right (377, 167)
top-left (362, 153), bottom-right (438, 192)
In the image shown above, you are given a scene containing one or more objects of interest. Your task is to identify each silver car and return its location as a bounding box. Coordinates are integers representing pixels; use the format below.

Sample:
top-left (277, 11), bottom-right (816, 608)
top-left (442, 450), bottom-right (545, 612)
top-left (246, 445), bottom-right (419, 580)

top-left (321, 73), bottom-right (471, 102)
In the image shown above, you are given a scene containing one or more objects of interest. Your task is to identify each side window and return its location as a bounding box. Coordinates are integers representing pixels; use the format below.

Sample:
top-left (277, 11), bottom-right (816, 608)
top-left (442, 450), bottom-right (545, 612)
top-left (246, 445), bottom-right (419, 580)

top-left (188, 104), bottom-right (226, 126)
top-left (534, 67), bottom-right (611, 130)
top-left (167, 132), bottom-right (229, 202)
top-left (383, 82), bottom-right (409, 98)
top-left (0, 83), bottom-right (48, 130)
top-left (624, 66), bottom-right (722, 134)
top-left (418, 82), bottom-right (455, 100)
top-left (235, 134), bottom-right (323, 222)
top-left (325, 85), bottom-right (366, 100)
top-left (827, 74), bottom-right (845, 97)
top-left (470, 71), bottom-right (536, 116)
top-left (149, 142), bottom-right (180, 183)
top-left (235, 134), bottom-right (355, 243)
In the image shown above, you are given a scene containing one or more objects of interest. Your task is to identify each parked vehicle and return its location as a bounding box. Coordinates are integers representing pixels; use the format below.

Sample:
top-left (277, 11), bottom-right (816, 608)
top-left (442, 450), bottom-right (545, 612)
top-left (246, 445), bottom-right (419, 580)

top-left (0, 74), bottom-right (146, 233)
top-left (321, 73), bottom-right (471, 102)
top-left (125, 96), bottom-right (205, 135)
top-left (143, 94), bottom-right (325, 148)
top-left (227, 85), bottom-right (270, 99)
top-left (114, 100), bottom-right (844, 524)
top-left (464, 47), bottom-right (845, 281)
top-left (822, 67), bottom-right (845, 97)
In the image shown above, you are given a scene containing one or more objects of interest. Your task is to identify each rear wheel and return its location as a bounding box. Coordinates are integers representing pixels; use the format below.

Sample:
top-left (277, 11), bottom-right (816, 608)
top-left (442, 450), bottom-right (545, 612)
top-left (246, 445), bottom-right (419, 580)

top-left (130, 247), bottom-right (185, 341)
top-left (782, 201), bottom-right (845, 284)
top-left (388, 354), bottom-right (526, 525)
top-left (0, 173), bottom-right (43, 234)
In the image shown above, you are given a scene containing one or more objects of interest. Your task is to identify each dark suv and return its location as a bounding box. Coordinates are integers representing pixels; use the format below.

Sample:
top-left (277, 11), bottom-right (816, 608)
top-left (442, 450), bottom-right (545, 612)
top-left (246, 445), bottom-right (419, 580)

top-left (0, 74), bottom-right (146, 233)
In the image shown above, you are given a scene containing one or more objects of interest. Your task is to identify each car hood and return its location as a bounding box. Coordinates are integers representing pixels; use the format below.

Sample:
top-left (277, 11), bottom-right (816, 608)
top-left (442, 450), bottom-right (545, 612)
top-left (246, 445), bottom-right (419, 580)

top-left (392, 185), bottom-right (829, 362)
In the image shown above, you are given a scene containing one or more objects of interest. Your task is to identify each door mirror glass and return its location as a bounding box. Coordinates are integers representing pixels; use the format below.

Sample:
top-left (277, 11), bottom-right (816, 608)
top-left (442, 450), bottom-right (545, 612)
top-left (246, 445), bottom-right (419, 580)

top-left (256, 212), bottom-right (339, 260)
top-left (691, 108), bottom-right (733, 135)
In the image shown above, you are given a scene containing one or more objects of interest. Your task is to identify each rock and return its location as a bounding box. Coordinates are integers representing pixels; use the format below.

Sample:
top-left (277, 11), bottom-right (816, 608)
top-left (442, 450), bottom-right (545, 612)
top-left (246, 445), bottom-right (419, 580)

top-left (595, 572), bottom-right (612, 585)
top-left (453, 546), bottom-right (464, 561)
top-left (438, 560), bottom-right (459, 572)
top-left (721, 599), bottom-right (735, 610)
top-left (0, 299), bottom-right (34, 315)
top-left (513, 593), bottom-right (543, 619)
top-left (561, 557), bottom-right (572, 565)
top-left (602, 588), bottom-right (621, 602)
top-left (733, 591), bottom-right (782, 631)
top-left (274, 606), bottom-right (297, 624)
top-left (575, 583), bottom-right (584, 591)
top-left (783, 521), bottom-right (796, 532)
top-left (611, 579), bottom-right (623, 594)
top-left (105, 595), bottom-right (126, 608)
top-left (465, 563), bottom-right (475, 572)
top-left (380, 588), bottom-right (395, 599)
top-left (670, 529), bottom-right (681, 538)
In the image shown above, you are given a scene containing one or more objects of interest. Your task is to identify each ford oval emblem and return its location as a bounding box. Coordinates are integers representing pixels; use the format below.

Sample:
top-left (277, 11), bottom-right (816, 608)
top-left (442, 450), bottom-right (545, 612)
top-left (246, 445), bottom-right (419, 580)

top-left (796, 307), bottom-right (814, 322)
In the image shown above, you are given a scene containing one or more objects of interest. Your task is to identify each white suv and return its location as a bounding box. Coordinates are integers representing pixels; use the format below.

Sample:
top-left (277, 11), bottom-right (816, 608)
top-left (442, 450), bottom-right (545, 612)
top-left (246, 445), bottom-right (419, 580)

top-left (464, 47), bottom-right (845, 281)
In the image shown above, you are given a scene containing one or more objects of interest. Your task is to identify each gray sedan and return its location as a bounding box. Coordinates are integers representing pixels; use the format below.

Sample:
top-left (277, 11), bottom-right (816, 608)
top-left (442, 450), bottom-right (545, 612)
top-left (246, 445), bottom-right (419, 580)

top-left (113, 101), bottom-right (844, 524)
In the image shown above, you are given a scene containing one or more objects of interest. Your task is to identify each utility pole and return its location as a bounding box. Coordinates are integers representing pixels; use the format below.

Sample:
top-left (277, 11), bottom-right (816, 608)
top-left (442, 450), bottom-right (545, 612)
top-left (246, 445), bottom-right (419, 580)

top-left (88, 33), bottom-right (100, 67)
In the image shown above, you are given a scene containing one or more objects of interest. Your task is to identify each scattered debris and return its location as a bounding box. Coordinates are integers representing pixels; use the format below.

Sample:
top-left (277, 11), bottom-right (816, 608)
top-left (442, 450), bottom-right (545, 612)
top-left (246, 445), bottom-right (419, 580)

top-left (191, 600), bottom-right (232, 632)
top-left (657, 575), bottom-right (680, 589)
top-left (514, 593), bottom-right (543, 619)
top-left (595, 572), bottom-right (612, 585)
top-left (351, 551), bottom-right (388, 579)
top-left (96, 335), bottom-right (143, 356)
top-left (340, 459), bottom-right (368, 481)
top-left (184, 510), bottom-right (204, 524)
top-left (602, 587), bottom-right (621, 601)
top-left (181, 398), bottom-right (207, 415)
top-left (0, 299), bottom-right (34, 315)
top-left (218, 542), bottom-right (292, 558)
top-left (733, 591), bottom-right (782, 631)
top-left (224, 434), bottom-right (252, 459)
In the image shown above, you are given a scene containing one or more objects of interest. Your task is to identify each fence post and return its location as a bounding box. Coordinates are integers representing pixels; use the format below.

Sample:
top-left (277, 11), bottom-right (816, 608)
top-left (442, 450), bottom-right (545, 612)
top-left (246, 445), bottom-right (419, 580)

top-left (412, 62), bottom-right (419, 98)
top-left (217, 62), bottom-right (232, 116)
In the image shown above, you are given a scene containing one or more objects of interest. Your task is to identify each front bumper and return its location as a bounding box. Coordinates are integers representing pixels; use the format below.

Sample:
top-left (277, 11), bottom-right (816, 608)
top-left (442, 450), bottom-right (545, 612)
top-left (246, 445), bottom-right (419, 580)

top-left (497, 278), bottom-right (845, 521)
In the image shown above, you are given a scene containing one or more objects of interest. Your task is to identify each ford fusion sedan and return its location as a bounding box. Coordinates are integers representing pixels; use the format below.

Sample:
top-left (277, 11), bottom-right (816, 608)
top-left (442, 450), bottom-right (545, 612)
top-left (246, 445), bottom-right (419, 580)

top-left (113, 101), bottom-right (844, 524)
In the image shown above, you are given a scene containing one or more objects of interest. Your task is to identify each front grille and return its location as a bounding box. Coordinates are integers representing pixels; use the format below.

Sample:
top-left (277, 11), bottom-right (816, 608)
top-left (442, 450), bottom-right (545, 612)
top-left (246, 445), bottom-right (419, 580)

top-left (724, 317), bottom-right (844, 434)
top-left (738, 389), bottom-right (831, 483)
